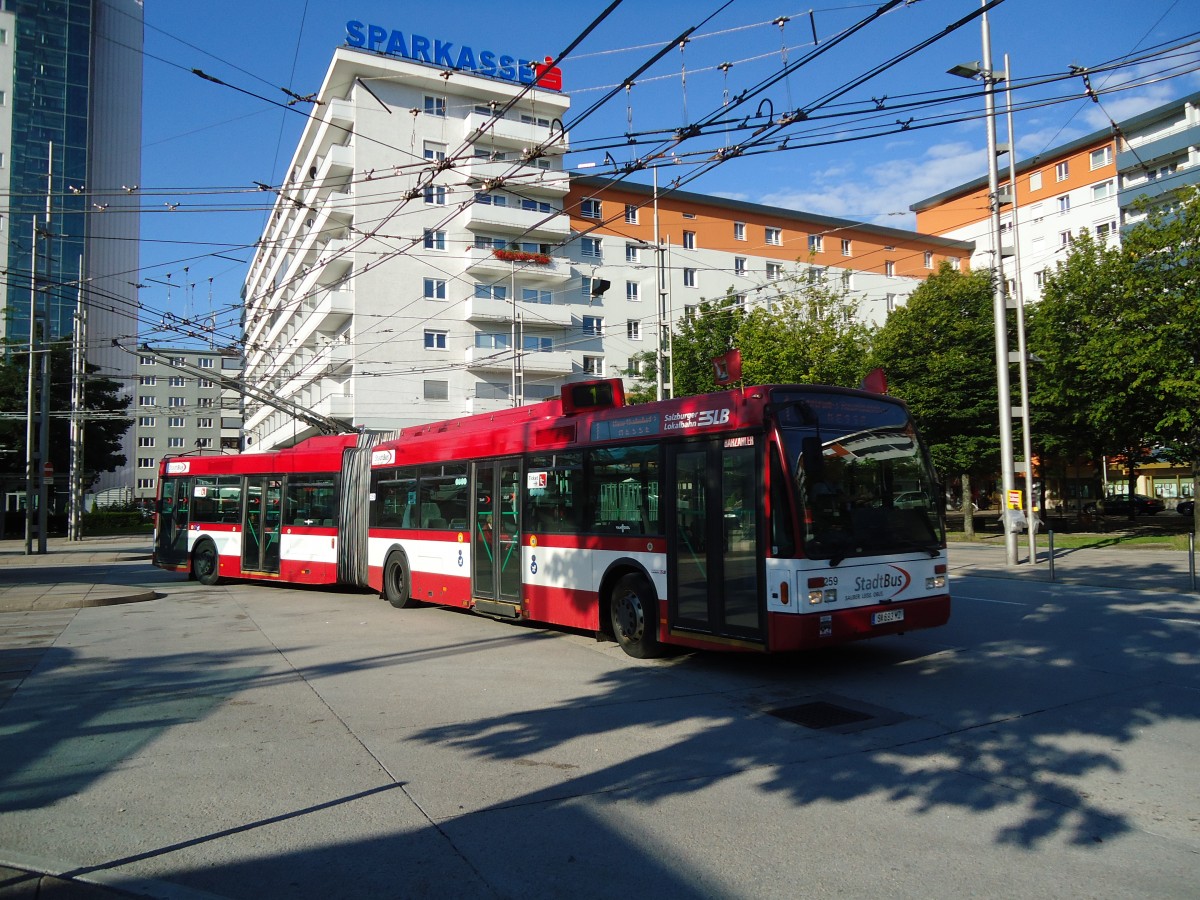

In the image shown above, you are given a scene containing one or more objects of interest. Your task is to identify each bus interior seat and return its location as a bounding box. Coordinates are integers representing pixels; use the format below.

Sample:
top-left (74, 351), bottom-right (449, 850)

top-left (426, 517), bottom-right (447, 529)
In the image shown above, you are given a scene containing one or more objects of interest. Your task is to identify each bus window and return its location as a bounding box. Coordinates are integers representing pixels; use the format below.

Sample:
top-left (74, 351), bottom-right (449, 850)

top-left (372, 467), bottom-right (417, 528)
top-left (287, 474), bottom-right (338, 526)
top-left (525, 451), bottom-right (583, 533)
top-left (586, 444), bottom-right (661, 535)
top-left (418, 464), bottom-right (468, 529)
top-left (191, 476), bottom-right (242, 523)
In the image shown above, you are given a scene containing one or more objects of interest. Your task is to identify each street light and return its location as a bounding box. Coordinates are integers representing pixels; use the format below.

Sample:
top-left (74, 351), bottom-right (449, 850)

top-left (949, 5), bottom-right (1019, 566)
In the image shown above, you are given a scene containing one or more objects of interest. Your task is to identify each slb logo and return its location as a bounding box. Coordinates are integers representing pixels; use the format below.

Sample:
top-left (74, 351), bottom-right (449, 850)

top-left (697, 408), bottom-right (731, 427)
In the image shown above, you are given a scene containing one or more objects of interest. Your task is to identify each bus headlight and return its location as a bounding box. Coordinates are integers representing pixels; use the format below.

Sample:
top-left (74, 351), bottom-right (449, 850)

top-left (808, 589), bottom-right (824, 605)
top-left (824, 588), bottom-right (837, 603)
top-left (925, 575), bottom-right (946, 590)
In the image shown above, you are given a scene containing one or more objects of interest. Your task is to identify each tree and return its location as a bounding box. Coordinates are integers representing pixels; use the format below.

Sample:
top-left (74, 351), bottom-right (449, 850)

top-left (871, 263), bottom-right (999, 537)
top-left (735, 275), bottom-right (874, 389)
top-left (0, 339), bottom-right (132, 487)
top-left (1121, 186), bottom-right (1200, 531)
top-left (670, 292), bottom-right (746, 396)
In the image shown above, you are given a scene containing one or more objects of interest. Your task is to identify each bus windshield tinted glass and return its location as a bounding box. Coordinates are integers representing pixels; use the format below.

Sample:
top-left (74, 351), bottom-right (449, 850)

top-left (772, 391), bottom-right (944, 562)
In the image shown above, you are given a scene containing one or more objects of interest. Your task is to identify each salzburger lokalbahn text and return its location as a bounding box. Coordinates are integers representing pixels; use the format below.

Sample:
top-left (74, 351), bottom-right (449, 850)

top-left (153, 379), bottom-right (950, 658)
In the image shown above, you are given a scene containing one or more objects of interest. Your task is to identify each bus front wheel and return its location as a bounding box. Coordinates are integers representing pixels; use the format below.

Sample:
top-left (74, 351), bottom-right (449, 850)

top-left (383, 551), bottom-right (415, 609)
top-left (610, 573), bottom-right (664, 659)
top-left (192, 540), bottom-right (222, 586)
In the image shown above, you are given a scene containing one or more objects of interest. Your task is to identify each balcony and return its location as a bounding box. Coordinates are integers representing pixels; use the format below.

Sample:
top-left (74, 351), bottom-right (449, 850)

top-left (464, 112), bottom-right (569, 154)
top-left (464, 347), bottom-right (574, 377)
top-left (464, 346), bottom-right (513, 373)
top-left (312, 389), bottom-right (353, 420)
top-left (464, 246), bottom-right (572, 281)
top-left (516, 301), bottom-right (573, 328)
top-left (461, 158), bottom-right (569, 195)
top-left (465, 297), bottom-right (513, 325)
top-left (461, 203), bottom-right (569, 239)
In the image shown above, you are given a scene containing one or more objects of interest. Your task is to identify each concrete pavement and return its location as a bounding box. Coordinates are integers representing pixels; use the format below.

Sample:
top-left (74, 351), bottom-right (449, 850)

top-left (0, 533), bottom-right (1196, 898)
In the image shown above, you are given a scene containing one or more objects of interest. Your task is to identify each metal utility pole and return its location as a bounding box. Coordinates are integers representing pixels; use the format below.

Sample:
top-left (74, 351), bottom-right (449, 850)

top-left (69, 258), bottom-right (87, 541)
top-left (652, 167), bottom-right (669, 401)
top-left (24, 218), bottom-right (38, 555)
top-left (25, 144), bottom-right (54, 555)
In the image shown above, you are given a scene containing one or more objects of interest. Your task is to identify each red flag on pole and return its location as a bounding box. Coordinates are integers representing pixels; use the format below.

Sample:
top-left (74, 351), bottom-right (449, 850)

top-left (712, 348), bottom-right (742, 386)
top-left (859, 367), bottom-right (888, 395)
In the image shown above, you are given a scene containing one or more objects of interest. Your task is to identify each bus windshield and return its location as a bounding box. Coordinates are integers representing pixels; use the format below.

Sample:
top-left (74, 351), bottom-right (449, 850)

top-left (771, 390), bottom-right (945, 563)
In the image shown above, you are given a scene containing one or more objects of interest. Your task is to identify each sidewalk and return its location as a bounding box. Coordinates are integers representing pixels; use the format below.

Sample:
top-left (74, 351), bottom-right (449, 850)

top-left (948, 539), bottom-right (1199, 594)
top-left (0, 534), bottom-right (160, 612)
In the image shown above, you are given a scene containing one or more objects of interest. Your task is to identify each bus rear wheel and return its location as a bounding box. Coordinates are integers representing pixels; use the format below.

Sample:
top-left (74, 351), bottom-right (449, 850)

top-left (610, 573), bottom-right (664, 659)
top-left (192, 539), bottom-right (222, 586)
top-left (383, 551), bottom-right (415, 609)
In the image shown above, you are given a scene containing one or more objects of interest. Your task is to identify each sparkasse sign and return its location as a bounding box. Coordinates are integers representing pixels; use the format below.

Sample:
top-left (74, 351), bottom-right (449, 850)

top-left (345, 21), bottom-right (562, 91)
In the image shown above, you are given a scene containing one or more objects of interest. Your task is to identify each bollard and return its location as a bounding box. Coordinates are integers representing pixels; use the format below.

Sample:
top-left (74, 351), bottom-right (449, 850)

top-left (1047, 530), bottom-right (1055, 582)
top-left (1190, 532), bottom-right (1196, 593)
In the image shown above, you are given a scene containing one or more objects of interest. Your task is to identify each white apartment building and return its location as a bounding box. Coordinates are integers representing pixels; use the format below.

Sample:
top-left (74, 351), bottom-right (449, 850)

top-left (243, 38), bottom-right (971, 450)
top-left (912, 90), bottom-right (1200, 305)
top-left (131, 347), bottom-right (244, 507)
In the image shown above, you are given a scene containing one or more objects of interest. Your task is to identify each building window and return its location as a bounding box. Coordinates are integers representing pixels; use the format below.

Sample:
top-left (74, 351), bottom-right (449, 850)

top-left (199, 378), bottom-right (214, 389)
top-left (1035, 269), bottom-right (1046, 288)
top-left (139, 416), bottom-right (156, 427)
top-left (766, 262), bottom-right (782, 280)
top-left (523, 289), bottom-right (552, 304)
top-left (1095, 220), bottom-right (1117, 240)
top-left (139, 395), bottom-right (155, 407)
top-left (583, 356), bottom-right (604, 376)
top-left (807, 267), bottom-right (825, 284)
top-left (1055, 160), bottom-right (1069, 182)
top-left (841, 270), bottom-right (854, 290)
top-left (1059, 229), bottom-right (1072, 246)
top-left (170, 357), bottom-right (186, 367)
top-left (199, 357), bottom-right (214, 369)
top-left (885, 261), bottom-right (895, 277)
top-left (424, 184), bottom-right (446, 205)
top-left (808, 234), bottom-right (823, 253)
top-left (524, 336), bottom-right (553, 352)
top-left (924, 250), bottom-right (933, 269)
top-left (423, 380), bottom-right (448, 401)
top-left (682, 268), bottom-right (696, 288)
top-left (1029, 171), bottom-right (1043, 191)
top-left (1090, 145), bottom-right (1113, 169)
top-left (1057, 194), bottom-right (1071, 213)
top-left (733, 293), bottom-right (746, 308)
top-left (949, 257), bottom-right (961, 271)
top-left (581, 276), bottom-right (593, 299)
top-left (683, 231), bottom-right (696, 250)
top-left (734, 222), bottom-right (746, 241)
top-left (168, 375), bottom-right (186, 387)
top-left (424, 278), bottom-right (447, 299)
top-left (627, 356), bottom-right (643, 376)
top-left (625, 243), bottom-right (640, 263)
top-left (140, 375), bottom-right (156, 386)
top-left (169, 417), bottom-right (186, 428)
top-left (424, 330), bottom-right (448, 350)
top-left (765, 226), bottom-right (781, 246)
top-left (138, 437), bottom-right (155, 448)
top-left (137, 479), bottom-right (155, 491)
top-left (625, 204), bottom-right (638, 224)
top-left (626, 281), bottom-right (640, 301)
top-left (139, 355), bottom-right (155, 366)
top-left (734, 257), bottom-right (746, 276)
top-left (474, 283), bottom-right (507, 300)
top-left (424, 141), bottom-right (446, 160)
top-left (193, 438), bottom-right (211, 449)
top-left (1092, 180), bottom-right (1114, 202)
top-left (198, 417), bottom-right (214, 429)
top-left (424, 95), bottom-right (446, 117)
top-left (581, 237), bottom-right (602, 259)
top-left (168, 437), bottom-right (185, 448)
top-left (424, 229), bottom-right (446, 250)
top-left (582, 315), bottom-right (604, 336)
top-left (198, 397), bottom-right (214, 409)
top-left (886, 293), bottom-right (898, 313)
top-left (627, 320), bottom-right (641, 340)
top-left (841, 238), bottom-right (852, 256)
top-left (580, 198), bottom-right (602, 219)
top-left (168, 396), bottom-right (185, 408)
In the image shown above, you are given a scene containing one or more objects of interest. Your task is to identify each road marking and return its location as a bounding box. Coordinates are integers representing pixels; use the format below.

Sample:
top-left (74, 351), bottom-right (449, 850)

top-left (954, 594), bottom-right (1027, 606)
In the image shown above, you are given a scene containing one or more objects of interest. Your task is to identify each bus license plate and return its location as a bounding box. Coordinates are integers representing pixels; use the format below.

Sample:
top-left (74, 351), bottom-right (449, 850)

top-left (872, 609), bottom-right (904, 625)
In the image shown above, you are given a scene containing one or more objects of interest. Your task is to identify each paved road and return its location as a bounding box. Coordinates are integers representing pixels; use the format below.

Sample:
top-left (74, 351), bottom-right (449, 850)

top-left (0, 537), bottom-right (1196, 898)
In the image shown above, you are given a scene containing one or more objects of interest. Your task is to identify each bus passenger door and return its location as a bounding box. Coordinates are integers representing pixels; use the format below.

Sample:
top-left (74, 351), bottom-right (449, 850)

top-left (155, 476), bottom-right (191, 567)
top-left (667, 439), bottom-right (764, 644)
top-left (472, 460), bottom-right (522, 606)
top-left (242, 476), bottom-right (283, 574)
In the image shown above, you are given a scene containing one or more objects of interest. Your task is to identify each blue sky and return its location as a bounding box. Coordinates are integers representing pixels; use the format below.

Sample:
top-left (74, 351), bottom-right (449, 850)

top-left (138, 0), bottom-right (1198, 340)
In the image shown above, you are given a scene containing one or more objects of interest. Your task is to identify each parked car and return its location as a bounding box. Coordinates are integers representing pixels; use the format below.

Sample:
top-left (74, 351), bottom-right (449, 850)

top-left (1178, 499), bottom-right (1195, 516)
top-left (1090, 493), bottom-right (1166, 516)
top-left (893, 491), bottom-right (931, 509)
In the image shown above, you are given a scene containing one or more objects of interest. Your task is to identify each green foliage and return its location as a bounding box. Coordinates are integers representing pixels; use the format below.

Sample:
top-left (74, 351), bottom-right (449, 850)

top-left (82, 509), bottom-right (151, 535)
top-left (622, 350), bottom-right (659, 405)
top-left (0, 339), bottom-right (132, 486)
top-left (871, 262), bottom-right (999, 479)
top-left (670, 292), bottom-right (746, 396)
top-left (736, 276), bottom-right (874, 389)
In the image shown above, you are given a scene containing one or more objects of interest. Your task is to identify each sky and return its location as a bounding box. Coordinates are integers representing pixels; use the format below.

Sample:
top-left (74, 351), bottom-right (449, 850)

top-left (138, 0), bottom-right (1199, 345)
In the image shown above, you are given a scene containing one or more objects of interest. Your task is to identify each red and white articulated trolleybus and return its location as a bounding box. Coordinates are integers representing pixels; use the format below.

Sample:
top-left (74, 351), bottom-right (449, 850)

top-left (153, 433), bottom-right (369, 586)
top-left (154, 379), bottom-right (950, 658)
top-left (364, 378), bottom-right (949, 657)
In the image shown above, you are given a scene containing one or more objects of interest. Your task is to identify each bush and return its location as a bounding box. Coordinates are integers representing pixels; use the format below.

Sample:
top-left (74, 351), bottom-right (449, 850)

top-left (82, 510), bottom-right (151, 535)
